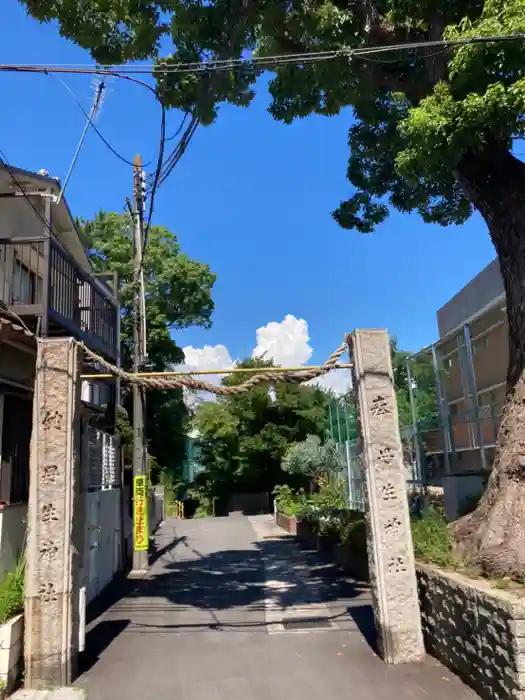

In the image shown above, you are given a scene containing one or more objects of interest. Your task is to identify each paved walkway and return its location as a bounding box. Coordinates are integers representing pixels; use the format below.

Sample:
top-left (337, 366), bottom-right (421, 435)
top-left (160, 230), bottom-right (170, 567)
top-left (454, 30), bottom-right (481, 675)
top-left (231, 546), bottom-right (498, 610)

top-left (77, 515), bottom-right (478, 700)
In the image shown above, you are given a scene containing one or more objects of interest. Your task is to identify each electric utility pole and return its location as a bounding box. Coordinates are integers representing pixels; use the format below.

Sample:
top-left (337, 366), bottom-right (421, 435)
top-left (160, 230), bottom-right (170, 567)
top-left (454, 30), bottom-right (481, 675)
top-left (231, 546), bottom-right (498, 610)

top-left (131, 154), bottom-right (148, 573)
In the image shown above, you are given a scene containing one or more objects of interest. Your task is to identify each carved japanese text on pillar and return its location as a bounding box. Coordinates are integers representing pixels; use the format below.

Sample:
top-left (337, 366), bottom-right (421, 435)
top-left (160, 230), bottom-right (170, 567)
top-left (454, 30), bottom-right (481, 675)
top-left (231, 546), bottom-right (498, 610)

top-left (381, 482), bottom-right (398, 501)
top-left (370, 395), bottom-right (392, 417)
top-left (38, 581), bottom-right (59, 604)
top-left (41, 409), bottom-right (64, 431)
top-left (376, 446), bottom-right (396, 466)
top-left (350, 329), bottom-right (425, 665)
top-left (26, 338), bottom-right (83, 688)
top-left (384, 516), bottom-right (402, 534)
top-left (41, 464), bottom-right (59, 485)
top-left (39, 541), bottom-right (59, 562)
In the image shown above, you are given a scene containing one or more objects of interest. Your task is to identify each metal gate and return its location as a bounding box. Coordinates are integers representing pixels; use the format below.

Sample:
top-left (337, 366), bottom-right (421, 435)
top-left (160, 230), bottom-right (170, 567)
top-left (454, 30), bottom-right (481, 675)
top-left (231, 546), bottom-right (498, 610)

top-left (81, 423), bottom-right (121, 603)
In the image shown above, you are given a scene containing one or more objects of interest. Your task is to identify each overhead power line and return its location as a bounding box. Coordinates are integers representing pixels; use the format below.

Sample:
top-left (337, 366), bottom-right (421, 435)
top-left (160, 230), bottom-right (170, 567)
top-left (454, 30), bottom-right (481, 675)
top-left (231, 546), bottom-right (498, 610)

top-left (0, 34), bottom-right (522, 77)
top-left (165, 112), bottom-right (190, 141)
top-left (157, 114), bottom-right (199, 189)
top-left (49, 67), bottom-right (167, 249)
top-left (57, 80), bottom-right (105, 205)
top-left (51, 73), bottom-right (159, 168)
top-left (3, 31), bottom-right (521, 274)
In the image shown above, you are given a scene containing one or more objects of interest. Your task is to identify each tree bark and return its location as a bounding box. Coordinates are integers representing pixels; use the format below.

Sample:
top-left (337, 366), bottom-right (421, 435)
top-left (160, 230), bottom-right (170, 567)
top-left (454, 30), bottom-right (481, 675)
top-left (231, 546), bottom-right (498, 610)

top-left (452, 144), bottom-right (525, 577)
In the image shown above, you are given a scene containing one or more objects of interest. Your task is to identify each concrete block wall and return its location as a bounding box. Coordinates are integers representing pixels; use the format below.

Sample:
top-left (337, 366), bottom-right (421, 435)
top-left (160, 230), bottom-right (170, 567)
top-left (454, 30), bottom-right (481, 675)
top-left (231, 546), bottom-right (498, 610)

top-left (417, 564), bottom-right (525, 700)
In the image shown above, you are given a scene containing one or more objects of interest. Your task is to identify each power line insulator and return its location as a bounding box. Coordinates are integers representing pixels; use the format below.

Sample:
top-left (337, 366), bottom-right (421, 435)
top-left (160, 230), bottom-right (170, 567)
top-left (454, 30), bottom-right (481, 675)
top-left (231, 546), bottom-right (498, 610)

top-left (140, 169), bottom-right (147, 213)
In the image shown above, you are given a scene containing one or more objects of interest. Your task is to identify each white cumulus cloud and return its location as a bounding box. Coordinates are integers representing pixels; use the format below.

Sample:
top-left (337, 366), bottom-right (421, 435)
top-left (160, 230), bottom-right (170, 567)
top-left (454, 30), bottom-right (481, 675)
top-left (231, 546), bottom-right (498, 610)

top-left (180, 344), bottom-right (234, 410)
top-left (309, 368), bottom-right (351, 396)
top-left (253, 314), bottom-right (312, 366)
top-left (181, 315), bottom-right (350, 411)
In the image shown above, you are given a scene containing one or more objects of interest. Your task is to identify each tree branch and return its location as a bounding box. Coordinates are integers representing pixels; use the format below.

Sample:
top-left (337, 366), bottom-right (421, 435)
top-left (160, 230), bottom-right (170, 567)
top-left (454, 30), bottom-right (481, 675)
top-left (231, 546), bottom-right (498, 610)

top-left (353, 60), bottom-right (431, 103)
top-left (350, 1), bottom-right (446, 85)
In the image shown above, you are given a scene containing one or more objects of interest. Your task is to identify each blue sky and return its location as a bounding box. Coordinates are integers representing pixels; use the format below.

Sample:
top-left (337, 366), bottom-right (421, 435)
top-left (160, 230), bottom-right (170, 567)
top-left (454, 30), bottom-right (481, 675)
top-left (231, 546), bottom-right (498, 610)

top-left (2, 1), bottom-right (497, 383)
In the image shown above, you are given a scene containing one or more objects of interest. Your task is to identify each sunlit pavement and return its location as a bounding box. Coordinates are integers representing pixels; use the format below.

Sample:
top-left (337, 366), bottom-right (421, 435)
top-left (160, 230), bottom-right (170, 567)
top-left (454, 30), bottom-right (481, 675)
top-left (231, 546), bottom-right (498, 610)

top-left (77, 515), bottom-right (478, 700)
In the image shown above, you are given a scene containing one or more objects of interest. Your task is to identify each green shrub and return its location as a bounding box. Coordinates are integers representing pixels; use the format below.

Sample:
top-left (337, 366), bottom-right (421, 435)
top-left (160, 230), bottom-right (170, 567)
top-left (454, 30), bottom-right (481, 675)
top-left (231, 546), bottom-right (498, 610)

top-left (185, 485), bottom-right (215, 518)
top-left (281, 435), bottom-right (342, 481)
top-left (293, 481), bottom-right (350, 537)
top-left (0, 557), bottom-right (25, 625)
top-left (411, 505), bottom-right (456, 569)
top-left (273, 484), bottom-right (306, 517)
top-left (340, 513), bottom-right (367, 554)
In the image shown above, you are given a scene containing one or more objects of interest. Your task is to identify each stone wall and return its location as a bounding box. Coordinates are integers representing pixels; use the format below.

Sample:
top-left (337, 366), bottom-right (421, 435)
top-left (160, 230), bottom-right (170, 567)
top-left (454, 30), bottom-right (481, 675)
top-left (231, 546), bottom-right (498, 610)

top-left (417, 563), bottom-right (525, 700)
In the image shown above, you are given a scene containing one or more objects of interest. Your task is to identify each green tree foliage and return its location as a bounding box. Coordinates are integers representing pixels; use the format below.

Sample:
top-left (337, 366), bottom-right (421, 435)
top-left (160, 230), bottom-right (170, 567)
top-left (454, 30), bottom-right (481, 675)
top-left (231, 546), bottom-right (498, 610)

top-left (27, 0), bottom-right (525, 570)
top-left (392, 341), bottom-right (437, 428)
top-left (326, 342), bottom-right (438, 439)
top-left (81, 212), bottom-right (215, 369)
top-left (282, 434), bottom-right (342, 480)
top-left (80, 212), bottom-right (216, 479)
top-left (195, 358), bottom-right (330, 500)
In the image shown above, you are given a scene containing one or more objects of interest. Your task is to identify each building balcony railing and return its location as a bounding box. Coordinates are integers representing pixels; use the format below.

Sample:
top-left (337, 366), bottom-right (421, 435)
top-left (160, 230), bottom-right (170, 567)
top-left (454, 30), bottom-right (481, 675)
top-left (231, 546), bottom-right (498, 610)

top-left (0, 236), bottom-right (118, 360)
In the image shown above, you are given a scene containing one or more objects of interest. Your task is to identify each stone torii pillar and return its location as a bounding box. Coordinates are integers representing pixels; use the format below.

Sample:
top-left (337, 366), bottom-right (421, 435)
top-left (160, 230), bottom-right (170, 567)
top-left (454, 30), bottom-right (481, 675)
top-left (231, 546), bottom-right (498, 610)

top-left (349, 329), bottom-right (425, 664)
top-left (25, 338), bottom-right (83, 688)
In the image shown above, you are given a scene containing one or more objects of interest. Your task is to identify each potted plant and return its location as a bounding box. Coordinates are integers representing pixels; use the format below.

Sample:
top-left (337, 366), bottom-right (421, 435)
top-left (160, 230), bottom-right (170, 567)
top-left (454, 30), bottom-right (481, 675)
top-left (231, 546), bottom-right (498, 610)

top-left (272, 485), bottom-right (304, 534)
top-left (316, 510), bottom-right (343, 557)
top-left (0, 557), bottom-right (25, 697)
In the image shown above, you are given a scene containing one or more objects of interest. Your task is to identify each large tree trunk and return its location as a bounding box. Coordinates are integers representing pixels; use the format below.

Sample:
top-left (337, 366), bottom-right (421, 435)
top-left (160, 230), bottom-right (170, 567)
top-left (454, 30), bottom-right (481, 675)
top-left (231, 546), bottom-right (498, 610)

top-left (452, 144), bottom-right (525, 578)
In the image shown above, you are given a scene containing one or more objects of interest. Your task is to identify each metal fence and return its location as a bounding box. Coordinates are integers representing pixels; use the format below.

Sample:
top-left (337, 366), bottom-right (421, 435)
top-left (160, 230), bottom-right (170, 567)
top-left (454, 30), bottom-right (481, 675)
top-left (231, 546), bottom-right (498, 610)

top-left (345, 441), bottom-right (366, 511)
top-left (331, 415), bottom-right (498, 512)
top-left (326, 395), bottom-right (428, 512)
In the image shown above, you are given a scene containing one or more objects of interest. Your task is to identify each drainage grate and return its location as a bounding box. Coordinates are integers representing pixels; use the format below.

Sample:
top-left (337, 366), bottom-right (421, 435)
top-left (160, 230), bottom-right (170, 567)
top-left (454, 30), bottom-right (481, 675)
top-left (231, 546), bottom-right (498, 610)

top-left (281, 617), bottom-right (334, 631)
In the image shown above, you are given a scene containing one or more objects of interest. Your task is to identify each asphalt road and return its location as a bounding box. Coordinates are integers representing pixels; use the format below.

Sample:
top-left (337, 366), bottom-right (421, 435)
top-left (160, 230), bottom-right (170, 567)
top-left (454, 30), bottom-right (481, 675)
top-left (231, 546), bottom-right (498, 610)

top-left (77, 514), bottom-right (478, 700)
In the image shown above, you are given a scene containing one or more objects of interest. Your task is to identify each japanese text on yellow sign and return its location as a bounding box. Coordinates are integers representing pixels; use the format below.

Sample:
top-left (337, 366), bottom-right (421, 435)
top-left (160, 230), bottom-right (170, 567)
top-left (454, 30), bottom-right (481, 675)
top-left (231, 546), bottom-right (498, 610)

top-left (133, 475), bottom-right (149, 552)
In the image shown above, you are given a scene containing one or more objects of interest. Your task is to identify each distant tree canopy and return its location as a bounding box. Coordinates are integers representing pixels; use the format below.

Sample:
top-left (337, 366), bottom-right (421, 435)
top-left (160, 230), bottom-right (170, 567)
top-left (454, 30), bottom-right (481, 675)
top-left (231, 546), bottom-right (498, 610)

top-left (194, 341), bottom-right (437, 504)
top-left (79, 212), bottom-right (216, 480)
top-left (194, 357), bottom-right (330, 500)
top-left (325, 341), bottom-right (438, 442)
top-left (392, 341), bottom-right (438, 428)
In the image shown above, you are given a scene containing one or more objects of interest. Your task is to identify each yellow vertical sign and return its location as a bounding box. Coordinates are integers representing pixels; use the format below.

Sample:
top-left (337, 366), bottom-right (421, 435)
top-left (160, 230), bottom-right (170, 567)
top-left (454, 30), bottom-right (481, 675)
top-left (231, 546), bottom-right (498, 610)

top-left (133, 475), bottom-right (149, 552)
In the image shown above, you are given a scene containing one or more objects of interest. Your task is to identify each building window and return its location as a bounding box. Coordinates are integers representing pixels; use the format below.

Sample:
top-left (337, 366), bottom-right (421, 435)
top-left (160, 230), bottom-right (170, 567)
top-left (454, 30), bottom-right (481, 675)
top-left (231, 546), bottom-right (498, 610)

top-left (483, 336), bottom-right (489, 350)
top-left (0, 395), bottom-right (32, 504)
top-left (12, 260), bottom-right (36, 304)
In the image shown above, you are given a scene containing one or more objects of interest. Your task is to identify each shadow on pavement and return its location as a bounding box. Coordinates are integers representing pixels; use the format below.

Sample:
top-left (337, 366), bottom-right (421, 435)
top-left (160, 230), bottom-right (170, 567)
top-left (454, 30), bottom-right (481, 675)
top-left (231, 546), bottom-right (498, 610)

top-left (82, 529), bottom-right (374, 652)
top-left (347, 604), bottom-right (378, 653)
top-left (80, 619), bottom-right (130, 675)
top-left (86, 571), bottom-right (135, 626)
top-left (78, 521), bottom-right (479, 700)
top-left (149, 534), bottom-right (188, 565)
